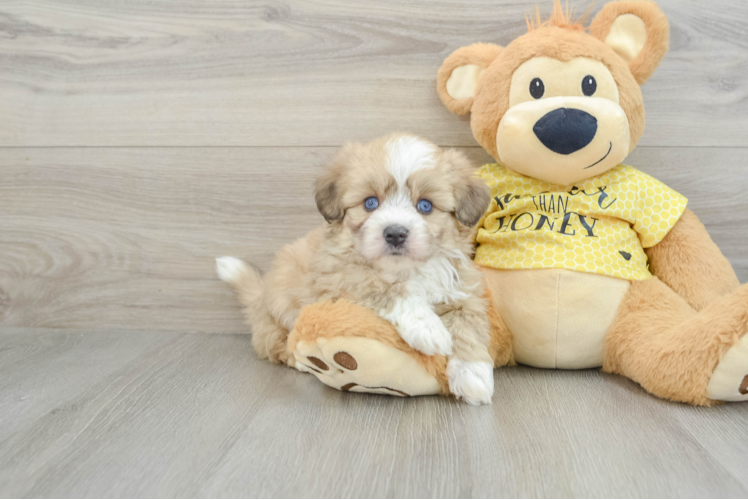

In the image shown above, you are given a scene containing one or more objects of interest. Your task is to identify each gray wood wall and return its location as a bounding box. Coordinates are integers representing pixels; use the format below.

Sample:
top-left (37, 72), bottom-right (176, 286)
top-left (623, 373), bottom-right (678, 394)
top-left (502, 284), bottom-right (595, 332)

top-left (2, 0), bottom-right (747, 334)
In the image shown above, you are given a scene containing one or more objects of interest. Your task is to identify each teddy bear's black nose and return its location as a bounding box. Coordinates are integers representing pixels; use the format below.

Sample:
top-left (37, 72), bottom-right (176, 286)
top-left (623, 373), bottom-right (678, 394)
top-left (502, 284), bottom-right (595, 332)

top-left (533, 108), bottom-right (598, 155)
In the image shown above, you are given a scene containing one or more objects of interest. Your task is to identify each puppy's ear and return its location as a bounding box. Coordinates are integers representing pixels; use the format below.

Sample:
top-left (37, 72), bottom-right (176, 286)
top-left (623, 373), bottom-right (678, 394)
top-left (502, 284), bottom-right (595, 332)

top-left (437, 43), bottom-right (503, 115)
top-left (455, 177), bottom-right (491, 227)
top-left (442, 149), bottom-right (491, 227)
top-left (314, 168), bottom-right (344, 224)
top-left (589, 1), bottom-right (669, 85)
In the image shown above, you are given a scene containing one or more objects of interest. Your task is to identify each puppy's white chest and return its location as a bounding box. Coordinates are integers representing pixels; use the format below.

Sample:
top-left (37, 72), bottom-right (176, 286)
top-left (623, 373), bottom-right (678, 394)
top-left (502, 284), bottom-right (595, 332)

top-left (408, 257), bottom-right (466, 305)
top-left (378, 257), bottom-right (465, 358)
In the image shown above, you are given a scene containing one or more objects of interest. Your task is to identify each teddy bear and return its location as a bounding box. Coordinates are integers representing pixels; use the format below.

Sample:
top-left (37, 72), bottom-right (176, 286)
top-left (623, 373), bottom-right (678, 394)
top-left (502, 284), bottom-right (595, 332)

top-left (242, 0), bottom-right (748, 406)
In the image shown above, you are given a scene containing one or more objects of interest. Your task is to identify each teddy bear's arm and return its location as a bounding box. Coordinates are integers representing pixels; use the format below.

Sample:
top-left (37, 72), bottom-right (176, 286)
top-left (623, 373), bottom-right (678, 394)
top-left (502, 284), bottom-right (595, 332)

top-left (645, 209), bottom-right (740, 311)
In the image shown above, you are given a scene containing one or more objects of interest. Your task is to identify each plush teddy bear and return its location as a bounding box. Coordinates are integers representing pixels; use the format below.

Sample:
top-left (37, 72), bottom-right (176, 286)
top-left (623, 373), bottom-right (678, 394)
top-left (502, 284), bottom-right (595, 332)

top-left (259, 0), bottom-right (748, 405)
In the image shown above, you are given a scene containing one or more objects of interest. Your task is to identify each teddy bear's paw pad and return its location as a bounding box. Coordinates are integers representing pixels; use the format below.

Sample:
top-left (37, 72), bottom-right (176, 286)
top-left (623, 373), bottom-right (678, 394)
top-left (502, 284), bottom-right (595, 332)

top-left (340, 383), bottom-right (409, 397)
top-left (293, 336), bottom-right (440, 397)
top-left (707, 333), bottom-right (748, 402)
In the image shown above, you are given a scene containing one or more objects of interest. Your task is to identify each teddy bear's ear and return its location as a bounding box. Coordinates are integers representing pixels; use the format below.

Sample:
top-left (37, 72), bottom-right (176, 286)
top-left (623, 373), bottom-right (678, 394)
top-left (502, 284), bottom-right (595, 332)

top-left (589, 0), bottom-right (669, 85)
top-left (437, 43), bottom-right (503, 115)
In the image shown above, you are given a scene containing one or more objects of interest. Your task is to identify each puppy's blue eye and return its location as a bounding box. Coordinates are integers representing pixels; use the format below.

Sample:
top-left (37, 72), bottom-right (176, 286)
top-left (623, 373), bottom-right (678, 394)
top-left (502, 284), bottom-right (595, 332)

top-left (364, 197), bottom-right (379, 211)
top-left (417, 199), bottom-right (433, 214)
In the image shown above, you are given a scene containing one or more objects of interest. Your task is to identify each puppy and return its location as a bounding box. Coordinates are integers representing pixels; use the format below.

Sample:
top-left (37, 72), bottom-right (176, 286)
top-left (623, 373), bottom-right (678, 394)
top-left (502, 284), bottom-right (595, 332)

top-left (217, 133), bottom-right (494, 404)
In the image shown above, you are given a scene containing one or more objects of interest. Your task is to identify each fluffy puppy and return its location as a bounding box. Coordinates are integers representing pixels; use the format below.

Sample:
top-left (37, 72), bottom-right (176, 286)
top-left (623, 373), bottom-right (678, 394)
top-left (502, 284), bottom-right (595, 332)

top-left (217, 133), bottom-right (494, 404)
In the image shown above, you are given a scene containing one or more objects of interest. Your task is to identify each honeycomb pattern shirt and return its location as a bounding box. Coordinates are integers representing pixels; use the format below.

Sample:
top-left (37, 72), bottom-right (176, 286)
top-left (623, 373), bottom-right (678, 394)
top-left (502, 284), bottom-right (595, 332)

top-left (474, 163), bottom-right (688, 281)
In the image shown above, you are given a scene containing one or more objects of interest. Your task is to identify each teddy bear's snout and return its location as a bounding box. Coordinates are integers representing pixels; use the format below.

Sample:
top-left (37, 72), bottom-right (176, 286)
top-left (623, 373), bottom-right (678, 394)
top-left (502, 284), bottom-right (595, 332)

top-left (533, 108), bottom-right (598, 156)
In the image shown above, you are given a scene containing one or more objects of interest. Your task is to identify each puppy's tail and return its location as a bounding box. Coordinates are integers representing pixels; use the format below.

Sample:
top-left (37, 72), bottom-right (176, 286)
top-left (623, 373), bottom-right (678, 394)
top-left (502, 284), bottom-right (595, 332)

top-left (216, 256), bottom-right (263, 311)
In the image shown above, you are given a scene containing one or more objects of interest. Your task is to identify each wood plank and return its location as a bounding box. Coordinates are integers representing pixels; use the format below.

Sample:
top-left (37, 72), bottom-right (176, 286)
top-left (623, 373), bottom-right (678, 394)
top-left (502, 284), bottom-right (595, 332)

top-left (1, 0), bottom-right (747, 147)
top-left (0, 328), bottom-right (183, 443)
top-left (0, 328), bottom-right (746, 497)
top-left (672, 400), bottom-right (748, 493)
top-left (1, 146), bottom-right (746, 333)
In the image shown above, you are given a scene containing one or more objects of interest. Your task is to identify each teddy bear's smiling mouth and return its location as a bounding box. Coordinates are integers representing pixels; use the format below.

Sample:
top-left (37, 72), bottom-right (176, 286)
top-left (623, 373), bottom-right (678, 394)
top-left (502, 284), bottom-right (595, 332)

top-left (584, 141), bottom-right (613, 170)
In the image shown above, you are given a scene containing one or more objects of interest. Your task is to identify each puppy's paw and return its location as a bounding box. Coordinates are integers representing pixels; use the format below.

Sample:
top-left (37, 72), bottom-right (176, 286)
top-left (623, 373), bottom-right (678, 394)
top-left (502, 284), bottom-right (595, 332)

top-left (398, 315), bottom-right (453, 357)
top-left (216, 256), bottom-right (248, 284)
top-left (447, 359), bottom-right (494, 405)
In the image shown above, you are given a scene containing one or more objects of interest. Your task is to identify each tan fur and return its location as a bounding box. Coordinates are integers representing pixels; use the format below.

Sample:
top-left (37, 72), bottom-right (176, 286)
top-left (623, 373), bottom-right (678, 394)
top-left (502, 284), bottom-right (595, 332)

top-left (645, 209), bottom-right (740, 311)
top-left (526, 0), bottom-right (589, 32)
top-left (234, 133), bottom-right (492, 372)
top-left (431, 0), bottom-right (745, 405)
top-left (603, 278), bottom-right (748, 406)
top-left (436, 43), bottom-right (503, 116)
top-left (589, 0), bottom-right (670, 84)
top-left (225, 227), bottom-right (325, 365)
top-left (315, 137), bottom-right (395, 224)
top-left (436, 2), bottom-right (671, 163)
top-left (229, 1), bottom-right (746, 405)
top-left (484, 285), bottom-right (516, 368)
top-left (288, 300), bottom-right (451, 394)
top-left (438, 27), bottom-right (645, 162)
top-left (286, 283), bottom-right (515, 395)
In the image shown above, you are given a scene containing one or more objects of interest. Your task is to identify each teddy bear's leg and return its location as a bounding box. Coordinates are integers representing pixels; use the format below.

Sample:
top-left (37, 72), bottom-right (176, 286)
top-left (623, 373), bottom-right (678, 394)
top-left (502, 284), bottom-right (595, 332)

top-left (287, 300), bottom-right (450, 397)
top-left (286, 295), bottom-right (515, 398)
top-left (645, 210), bottom-right (740, 311)
top-left (602, 277), bottom-right (748, 405)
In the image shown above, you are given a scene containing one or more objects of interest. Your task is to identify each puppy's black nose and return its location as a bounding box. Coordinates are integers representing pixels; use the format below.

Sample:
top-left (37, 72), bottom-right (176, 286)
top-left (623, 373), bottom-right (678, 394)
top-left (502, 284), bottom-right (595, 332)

top-left (384, 225), bottom-right (408, 248)
top-left (533, 108), bottom-right (597, 155)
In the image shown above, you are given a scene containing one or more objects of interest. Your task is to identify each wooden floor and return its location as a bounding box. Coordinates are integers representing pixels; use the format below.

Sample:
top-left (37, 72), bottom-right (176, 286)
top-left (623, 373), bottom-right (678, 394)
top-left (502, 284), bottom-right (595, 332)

top-left (1, 0), bottom-right (747, 497)
top-left (1, 327), bottom-right (747, 498)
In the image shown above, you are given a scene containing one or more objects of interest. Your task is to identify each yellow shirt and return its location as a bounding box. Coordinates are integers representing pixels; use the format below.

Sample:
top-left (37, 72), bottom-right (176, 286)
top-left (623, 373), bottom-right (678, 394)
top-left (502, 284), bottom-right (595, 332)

top-left (474, 164), bottom-right (688, 281)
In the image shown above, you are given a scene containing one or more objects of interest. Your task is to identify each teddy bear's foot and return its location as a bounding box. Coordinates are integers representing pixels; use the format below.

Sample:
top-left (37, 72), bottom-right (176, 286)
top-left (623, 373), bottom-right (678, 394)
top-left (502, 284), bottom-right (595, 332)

top-left (293, 335), bottom-right (442, 397)
top-left (707, 333), bottom-right (748, 402)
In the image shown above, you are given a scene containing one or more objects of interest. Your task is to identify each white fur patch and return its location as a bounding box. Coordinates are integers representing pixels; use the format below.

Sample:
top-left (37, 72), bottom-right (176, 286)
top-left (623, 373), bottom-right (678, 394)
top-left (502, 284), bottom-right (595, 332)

top-left (409, 251), bottom-right (472, 305)
top-left (386, 135), bottom-right (437, 187)
top-left (380, 296), bottom-right (453, 356)
top-left (447, 359), bottom-right (494, 405)
top-left (376, 250), bottom-right (474, 357)
top-left (360, 191), bottom-right (430, 262)
top-left (358, 136), bottom-right (440, 264)
top-left (216, 256), bottom-right (248, 284)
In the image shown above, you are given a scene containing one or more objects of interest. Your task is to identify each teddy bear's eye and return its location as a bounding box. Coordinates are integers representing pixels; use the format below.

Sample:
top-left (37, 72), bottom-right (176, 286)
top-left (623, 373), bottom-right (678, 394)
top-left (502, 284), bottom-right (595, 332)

top-left (529, 78), bottom-right (545, 99)
top-left (582, 75), bottom-right (597, 96)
